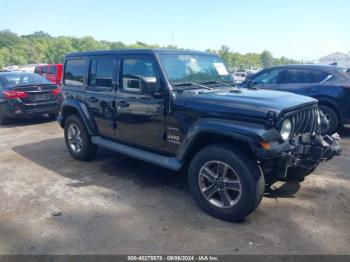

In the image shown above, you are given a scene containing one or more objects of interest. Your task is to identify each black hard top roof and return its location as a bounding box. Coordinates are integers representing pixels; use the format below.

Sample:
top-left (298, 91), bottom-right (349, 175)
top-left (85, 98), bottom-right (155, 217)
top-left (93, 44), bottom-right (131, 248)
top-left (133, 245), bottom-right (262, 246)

top-left (65, 48), bottom-right (216, 58)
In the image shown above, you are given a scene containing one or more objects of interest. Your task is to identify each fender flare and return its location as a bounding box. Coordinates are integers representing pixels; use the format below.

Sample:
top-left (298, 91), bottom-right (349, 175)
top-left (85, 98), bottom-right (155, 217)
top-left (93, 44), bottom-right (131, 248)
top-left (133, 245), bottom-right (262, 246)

top-left (176, 118), bottom-right (281, 162)
top-left (59, 98), bottom-right (97, 135)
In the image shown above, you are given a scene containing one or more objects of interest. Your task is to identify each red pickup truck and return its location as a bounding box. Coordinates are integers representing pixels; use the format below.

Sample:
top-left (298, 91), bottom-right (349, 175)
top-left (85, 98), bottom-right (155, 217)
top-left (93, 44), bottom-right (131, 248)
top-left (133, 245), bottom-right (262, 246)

top-left (34, 64), bottom-right (63, 85)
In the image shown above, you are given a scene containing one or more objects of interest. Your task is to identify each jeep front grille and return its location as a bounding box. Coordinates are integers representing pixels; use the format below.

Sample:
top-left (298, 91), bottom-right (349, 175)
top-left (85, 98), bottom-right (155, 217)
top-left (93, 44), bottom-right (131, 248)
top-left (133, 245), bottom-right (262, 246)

top-left (283, 104), bottom-right (320, 138)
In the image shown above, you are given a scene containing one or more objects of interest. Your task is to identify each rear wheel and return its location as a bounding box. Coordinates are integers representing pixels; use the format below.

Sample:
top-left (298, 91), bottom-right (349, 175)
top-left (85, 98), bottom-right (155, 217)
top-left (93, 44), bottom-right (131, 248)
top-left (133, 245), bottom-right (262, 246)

top-left (188, 144), bottom-right (264, 222)
top-left (319, 105), bottom-right (338, 135)
top-left (64, 114), bottom-right (97, 161)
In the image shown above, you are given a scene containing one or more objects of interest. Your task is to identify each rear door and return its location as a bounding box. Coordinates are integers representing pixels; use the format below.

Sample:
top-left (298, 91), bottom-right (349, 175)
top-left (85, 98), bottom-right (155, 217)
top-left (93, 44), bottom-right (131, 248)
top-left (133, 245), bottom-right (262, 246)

top-left (275, 68), bottom-right (329, 96)
top-left (115, 54), bottom-right (165, 149)
top-left (86, 55), bottom-right (117, 138)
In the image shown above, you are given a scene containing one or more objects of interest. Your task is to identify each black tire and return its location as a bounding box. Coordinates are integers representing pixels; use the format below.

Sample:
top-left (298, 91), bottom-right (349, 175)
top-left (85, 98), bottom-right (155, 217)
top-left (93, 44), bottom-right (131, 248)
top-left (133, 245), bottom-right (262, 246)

top-left (64, 114), bottom-right (97, 161)
top-left (286, 166), bottom-right (316, 182)
top-left (319, 105), bottom-right (339, 135)
top-left (48, 113), bottom-right (58, 121)
top-left (188, 144), bottom-right (265, 222)
top-left (0, 112), bottom-right (9, 125)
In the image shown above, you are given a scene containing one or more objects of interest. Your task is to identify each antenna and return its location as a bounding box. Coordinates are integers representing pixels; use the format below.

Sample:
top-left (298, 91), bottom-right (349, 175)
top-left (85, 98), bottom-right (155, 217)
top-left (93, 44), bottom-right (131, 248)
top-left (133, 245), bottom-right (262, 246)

top-left (171, 32), bottom-right (174, 47)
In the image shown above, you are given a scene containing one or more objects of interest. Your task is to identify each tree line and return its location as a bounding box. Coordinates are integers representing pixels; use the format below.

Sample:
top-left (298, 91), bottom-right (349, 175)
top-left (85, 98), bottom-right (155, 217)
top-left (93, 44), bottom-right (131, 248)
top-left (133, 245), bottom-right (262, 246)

top-left (0, 30), bottom-right (298, 70)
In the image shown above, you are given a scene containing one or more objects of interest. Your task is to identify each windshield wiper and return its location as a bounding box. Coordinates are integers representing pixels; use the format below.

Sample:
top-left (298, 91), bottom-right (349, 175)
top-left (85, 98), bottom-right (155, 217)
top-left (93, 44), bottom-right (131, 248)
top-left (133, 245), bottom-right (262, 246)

top-left (173, 82), bottom-right (212, 90)
top-left (200, 80), bottom-right (236, 88)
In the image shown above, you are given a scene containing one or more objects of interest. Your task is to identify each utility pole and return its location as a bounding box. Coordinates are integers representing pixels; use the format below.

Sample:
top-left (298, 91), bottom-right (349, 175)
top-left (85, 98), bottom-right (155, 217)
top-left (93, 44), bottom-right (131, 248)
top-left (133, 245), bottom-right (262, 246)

top-left (171, 32), bottom-right (174, 47)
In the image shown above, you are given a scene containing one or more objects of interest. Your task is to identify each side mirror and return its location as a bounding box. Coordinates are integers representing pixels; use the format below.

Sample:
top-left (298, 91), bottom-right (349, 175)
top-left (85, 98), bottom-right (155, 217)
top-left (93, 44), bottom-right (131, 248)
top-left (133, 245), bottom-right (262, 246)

top-left (126, 79), bottom-right (140, 90)
top-left (141, 77), bottom-right (161, 95)
top-left (246, 79), bottom-right (258, 89)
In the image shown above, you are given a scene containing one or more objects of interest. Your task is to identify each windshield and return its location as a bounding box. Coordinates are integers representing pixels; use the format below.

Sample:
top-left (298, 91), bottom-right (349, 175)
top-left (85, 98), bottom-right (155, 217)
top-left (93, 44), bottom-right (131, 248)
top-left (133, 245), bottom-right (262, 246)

top-left (0, 72), bottom-right (52, 88)
top-left (159, 54), bottom-right (233, 86)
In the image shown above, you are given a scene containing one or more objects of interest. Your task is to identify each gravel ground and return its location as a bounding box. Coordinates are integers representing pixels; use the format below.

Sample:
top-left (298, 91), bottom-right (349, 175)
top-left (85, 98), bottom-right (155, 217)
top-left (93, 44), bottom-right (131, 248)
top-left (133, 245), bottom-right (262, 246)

top-left (0, 117), bottom-right (349, 255)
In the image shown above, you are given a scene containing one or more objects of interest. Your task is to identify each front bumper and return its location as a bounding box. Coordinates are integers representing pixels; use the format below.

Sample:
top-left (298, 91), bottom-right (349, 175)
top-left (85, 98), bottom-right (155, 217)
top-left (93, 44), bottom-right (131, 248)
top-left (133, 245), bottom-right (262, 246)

top-left (257, 133), bottom-right (341, 168)
top-left (290, 133), bottom-right (341, 168)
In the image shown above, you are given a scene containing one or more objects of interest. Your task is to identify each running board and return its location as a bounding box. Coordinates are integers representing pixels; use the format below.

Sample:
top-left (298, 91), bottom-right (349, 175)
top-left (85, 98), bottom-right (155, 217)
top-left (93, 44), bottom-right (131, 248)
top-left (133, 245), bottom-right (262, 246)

top-left (91, 136), bottom-right (182, 171)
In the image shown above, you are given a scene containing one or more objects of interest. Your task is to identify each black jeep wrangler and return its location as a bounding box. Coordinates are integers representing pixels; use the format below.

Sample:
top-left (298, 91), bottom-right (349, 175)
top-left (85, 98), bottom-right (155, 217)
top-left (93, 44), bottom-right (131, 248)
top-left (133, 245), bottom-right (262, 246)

top-left (58, 49), bottom-right (340, 222)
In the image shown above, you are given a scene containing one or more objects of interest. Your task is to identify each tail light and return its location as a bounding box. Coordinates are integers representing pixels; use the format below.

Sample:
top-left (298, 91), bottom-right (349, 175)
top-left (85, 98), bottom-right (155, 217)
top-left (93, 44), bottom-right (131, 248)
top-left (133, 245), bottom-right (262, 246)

top-left (3, 90), bottom-right (28, 99)
top-left (52, 88), bottom-right (61, 96)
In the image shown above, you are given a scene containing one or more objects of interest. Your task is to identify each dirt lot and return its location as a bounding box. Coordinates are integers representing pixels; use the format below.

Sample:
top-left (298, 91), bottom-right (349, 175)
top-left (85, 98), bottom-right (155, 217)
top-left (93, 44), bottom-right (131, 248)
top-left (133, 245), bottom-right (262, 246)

top-left (0, 117), bottom-right (349, 255)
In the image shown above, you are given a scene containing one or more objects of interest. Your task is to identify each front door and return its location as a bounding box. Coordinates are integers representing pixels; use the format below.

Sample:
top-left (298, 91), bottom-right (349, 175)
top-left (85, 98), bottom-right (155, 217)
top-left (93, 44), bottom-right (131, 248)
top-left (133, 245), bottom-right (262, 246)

top-left (250, 68), bottom-right (285, 90)
top-left (115, 55), bottom-right (165, 149)
top-left (86, 55), bottom-right (117, 138)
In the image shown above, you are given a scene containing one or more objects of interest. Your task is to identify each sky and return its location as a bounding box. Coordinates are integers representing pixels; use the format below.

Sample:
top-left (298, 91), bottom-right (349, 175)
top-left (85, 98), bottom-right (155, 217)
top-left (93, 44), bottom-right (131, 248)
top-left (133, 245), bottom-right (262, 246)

top-left (0, 0), bottom-right (349, 60)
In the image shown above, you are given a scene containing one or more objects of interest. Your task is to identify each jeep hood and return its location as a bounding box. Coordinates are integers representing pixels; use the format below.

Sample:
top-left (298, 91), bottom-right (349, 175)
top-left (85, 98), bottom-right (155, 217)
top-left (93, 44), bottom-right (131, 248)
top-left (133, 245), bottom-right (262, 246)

top-left (172, 88), bottom-right (317, 121)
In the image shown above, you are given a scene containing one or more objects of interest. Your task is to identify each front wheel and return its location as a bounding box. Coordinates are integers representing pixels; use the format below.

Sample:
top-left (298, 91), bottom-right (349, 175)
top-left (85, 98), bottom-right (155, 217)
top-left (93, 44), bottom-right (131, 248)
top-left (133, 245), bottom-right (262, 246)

top-left (188, 144), bottom-right (265, 222)
top-left (319, 105), bottom-right (339, 135)
top-left (64, 114), bottom-right (97, 161)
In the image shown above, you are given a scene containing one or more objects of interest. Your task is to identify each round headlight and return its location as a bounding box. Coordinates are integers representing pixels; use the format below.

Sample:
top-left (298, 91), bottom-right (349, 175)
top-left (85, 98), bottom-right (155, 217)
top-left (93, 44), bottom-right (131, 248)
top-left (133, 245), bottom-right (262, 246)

top-left (280, 119), bottom-right (292, 141)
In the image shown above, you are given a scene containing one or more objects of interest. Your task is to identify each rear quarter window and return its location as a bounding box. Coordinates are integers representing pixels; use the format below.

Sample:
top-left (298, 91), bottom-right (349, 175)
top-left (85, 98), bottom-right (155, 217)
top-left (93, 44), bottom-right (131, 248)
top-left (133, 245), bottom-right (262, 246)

top-left (64, 59), bottom-right (85, 87)
top-left (283, 69), bottom-right (329, 84)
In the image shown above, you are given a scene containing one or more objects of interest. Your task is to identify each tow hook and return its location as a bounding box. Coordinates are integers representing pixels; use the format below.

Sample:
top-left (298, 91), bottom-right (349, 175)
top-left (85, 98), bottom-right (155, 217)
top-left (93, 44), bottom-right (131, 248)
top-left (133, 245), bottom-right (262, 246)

top-left (321, 133), bottom-right (342, 161)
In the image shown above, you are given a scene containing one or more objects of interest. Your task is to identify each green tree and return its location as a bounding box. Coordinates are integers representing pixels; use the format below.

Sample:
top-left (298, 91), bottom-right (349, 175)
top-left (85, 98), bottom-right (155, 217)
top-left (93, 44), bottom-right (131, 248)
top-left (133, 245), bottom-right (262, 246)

top-left (0, 30), bottom-right (299, 69)
top-left (260, 50), bottom-right (274, 68)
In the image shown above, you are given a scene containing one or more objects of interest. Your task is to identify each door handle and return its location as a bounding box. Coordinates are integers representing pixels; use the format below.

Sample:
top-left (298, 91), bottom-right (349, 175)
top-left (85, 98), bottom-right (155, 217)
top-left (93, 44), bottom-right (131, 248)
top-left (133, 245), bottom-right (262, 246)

top-left (88, 97), bottom-right (98, 103)
top-left (117, 101), bottom-right (130, 107)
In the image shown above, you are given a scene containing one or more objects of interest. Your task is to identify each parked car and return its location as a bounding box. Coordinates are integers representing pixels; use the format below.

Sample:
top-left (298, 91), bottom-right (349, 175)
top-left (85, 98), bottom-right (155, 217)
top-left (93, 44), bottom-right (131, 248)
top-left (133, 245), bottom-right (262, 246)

top-left (58, 49), bottom-right (340, 222)
top-left (34, 64), bottom-right (63, 85)
top-left (0, 71), bottom-right (61, 125)
top-left (241, 65), bottom-right (350, 134)
top-left (232, 69), bottom-right (247, 83)
top-left (250, 67), bottom-right (261, 74)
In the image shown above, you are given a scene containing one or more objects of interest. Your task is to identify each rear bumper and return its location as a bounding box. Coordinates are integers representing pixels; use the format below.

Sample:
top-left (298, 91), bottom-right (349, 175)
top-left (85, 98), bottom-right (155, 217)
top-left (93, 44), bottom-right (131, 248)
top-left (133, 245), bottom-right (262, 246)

top-left (0, 100), bottom-right (59, 118)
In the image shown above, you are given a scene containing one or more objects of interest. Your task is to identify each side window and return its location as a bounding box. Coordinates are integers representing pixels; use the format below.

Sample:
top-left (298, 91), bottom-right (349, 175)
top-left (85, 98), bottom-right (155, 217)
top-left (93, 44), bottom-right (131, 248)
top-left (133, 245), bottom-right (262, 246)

top-left (88, 57), bottom-right (114, 89)
top-left (282, 69), bottom-right (328, 84)
top-left (253, 69), bottom-right (283, 84)
top-left (49, 65), bottom-right (57, 75)
top-left (121, 58), bottom-right (156, 93)
top-left (64, 59), bottom-right (85, 87)
top-left (34, 67), bottom-right (41, 75)
top-left (42, 66), bottom-right (48, 75)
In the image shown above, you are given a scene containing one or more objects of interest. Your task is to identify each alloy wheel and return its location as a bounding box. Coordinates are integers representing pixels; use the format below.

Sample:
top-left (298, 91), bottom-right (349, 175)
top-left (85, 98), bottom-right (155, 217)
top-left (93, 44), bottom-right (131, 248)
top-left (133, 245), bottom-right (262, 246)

top-left (67, 123), bottom-right (83, 153)
top-left (198, 161), bottom-right (241, 208)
